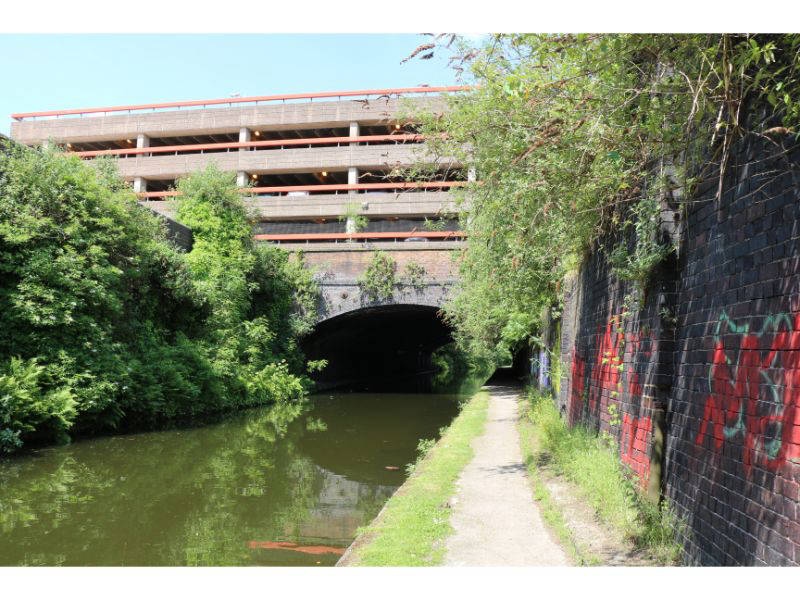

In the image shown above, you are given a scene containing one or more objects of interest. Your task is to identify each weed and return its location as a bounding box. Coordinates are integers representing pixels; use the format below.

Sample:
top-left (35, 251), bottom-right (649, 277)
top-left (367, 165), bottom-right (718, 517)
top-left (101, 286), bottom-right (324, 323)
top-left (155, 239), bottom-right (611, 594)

top-left (524, 389), bottom-right (685, 564)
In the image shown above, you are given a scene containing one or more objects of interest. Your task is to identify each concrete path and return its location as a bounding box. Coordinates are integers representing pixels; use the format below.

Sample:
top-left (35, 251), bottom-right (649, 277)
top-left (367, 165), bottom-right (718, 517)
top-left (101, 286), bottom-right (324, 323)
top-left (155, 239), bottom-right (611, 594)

top-left (444, 385), bottom-right (569, 566)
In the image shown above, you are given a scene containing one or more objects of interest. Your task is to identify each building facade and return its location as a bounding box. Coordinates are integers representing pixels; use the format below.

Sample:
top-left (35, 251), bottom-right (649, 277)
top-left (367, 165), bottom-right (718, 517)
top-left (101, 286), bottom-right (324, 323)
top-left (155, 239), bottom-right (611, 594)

top-left (10, 87), bottom-right (469, 247)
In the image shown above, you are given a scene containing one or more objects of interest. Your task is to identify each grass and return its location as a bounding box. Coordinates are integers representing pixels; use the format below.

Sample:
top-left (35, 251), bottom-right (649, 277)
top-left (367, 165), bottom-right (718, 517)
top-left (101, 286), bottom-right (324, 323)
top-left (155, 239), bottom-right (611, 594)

top-left (518, 407), bottom-right (602, 566)
top-left (343, 391), bottom-right (489, 566)
top-left (521, 388), bottom-right (685, 565)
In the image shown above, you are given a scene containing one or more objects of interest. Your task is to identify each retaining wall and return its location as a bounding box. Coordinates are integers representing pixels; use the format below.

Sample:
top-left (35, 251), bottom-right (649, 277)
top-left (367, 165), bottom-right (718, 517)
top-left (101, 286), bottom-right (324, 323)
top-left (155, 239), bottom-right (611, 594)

top-left (557, 130), bottom-right (800, 565)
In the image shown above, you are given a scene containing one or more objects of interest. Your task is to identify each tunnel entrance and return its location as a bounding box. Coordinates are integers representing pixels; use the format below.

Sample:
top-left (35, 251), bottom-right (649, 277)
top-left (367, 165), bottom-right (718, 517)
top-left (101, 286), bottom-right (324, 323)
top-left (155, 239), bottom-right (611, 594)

top-left (302, 304), bottom-right (454, 392)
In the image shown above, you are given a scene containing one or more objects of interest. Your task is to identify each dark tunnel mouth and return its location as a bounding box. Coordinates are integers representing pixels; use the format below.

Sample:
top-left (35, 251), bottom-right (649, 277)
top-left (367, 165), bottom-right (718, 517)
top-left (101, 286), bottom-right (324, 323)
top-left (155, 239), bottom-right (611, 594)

top-left (301, 304), bottom-right (454, 392)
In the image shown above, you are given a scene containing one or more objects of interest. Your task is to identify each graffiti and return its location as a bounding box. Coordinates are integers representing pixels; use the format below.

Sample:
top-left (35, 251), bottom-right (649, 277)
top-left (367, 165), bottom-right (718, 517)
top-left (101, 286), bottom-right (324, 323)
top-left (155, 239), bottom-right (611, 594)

top-left (588, 316), bottom-right (624, 412)
top-left (695, 311), bottom-right (800, 474)
top-left (621, 413), bottom-right (652, 481)
top-left (567, 313), bottom-right (656, 485)
top-left (569, 349), bottom-right (586, 426)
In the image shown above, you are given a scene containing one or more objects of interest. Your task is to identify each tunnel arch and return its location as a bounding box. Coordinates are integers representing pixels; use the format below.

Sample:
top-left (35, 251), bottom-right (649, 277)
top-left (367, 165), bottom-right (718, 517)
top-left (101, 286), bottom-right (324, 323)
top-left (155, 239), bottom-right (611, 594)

top-left (302, 303), bottom-right (454, 392)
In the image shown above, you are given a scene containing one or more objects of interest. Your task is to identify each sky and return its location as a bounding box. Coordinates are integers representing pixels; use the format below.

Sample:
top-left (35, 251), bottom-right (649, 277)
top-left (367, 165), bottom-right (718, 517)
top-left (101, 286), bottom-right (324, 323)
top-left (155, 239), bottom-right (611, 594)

top-left (0, 34), bottom-right (471, 135)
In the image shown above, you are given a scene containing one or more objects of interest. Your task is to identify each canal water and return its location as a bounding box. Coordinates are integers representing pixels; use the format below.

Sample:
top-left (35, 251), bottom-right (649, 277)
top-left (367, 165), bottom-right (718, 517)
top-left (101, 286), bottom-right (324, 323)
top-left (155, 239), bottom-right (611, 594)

top-left (0, 391), bottom-right (471, 566)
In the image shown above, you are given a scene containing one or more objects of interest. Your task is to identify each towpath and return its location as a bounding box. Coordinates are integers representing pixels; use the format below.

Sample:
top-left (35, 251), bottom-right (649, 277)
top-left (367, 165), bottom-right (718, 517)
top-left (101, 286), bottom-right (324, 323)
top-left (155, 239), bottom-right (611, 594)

top-left (443, 384), bottom-right (569, 566)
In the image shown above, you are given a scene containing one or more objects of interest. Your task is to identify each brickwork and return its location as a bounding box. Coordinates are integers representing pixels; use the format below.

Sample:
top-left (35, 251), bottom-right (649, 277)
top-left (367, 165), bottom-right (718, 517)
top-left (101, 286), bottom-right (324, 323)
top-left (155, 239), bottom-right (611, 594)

top-left (288, 246), bottom-right (459, 324)
top-left (558, 129), bottom-right (800, 565)
top-left (559, 242), bottom-right (677, 491)
top-left (300, 247), bottom-right (460, 282)
top-left (665, 134), bottom-right (800, 566)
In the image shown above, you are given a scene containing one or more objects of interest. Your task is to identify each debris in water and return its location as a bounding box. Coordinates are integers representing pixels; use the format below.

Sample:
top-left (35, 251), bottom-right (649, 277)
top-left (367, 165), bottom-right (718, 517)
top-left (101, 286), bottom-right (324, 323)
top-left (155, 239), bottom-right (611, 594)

top-left (384, 466), bottom-right (400, 471)
top-left (248, 541), bottom-right (345, 555)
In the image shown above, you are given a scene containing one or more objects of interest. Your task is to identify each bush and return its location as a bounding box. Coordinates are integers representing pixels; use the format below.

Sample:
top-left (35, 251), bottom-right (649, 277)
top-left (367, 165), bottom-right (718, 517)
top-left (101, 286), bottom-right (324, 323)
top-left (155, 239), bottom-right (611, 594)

top-left (0, 357), bottom-right (75, 452)
top-left (0, 145), bottom-right (318, 452)
top-left (358, 251), bottom-right (396, 302)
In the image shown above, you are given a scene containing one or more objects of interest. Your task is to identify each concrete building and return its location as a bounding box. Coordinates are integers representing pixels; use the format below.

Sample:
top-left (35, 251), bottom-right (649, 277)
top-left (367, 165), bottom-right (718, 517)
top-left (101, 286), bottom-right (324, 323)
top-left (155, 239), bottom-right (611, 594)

top-left (10, 87), bottom-right (469, 247)
top-left (10, 87), bottom-right (471, 389)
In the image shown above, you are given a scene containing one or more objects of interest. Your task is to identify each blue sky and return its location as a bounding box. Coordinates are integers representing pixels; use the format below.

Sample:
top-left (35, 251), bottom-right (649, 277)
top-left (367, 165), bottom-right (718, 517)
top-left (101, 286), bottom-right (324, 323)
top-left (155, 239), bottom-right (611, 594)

top-left (0, 34), bottom-right (469, 135)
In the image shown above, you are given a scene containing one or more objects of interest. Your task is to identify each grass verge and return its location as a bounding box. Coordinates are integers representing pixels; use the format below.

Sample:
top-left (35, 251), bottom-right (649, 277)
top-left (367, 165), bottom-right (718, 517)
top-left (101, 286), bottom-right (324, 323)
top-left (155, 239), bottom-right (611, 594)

top-left (340, 391), bottom-right (489, 566)
top-left (521, 388), bottom-right (684, 565)
top-left (518, 404), bottom-right (602, 566)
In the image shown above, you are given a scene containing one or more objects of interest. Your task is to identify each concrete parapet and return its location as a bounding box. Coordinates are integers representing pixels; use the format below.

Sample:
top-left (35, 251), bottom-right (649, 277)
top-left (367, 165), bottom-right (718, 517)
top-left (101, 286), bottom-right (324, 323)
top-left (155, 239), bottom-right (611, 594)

top-left (112, 143), bottom-right (453, 180)
top-left (11, 97), bottom-right (446, 145)
top-left (143, 191), bottom-right (461, 221)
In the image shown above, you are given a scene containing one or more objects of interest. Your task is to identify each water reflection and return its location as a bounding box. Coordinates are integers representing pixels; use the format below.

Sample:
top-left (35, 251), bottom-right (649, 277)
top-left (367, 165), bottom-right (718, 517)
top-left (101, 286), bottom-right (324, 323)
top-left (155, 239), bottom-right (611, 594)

top-left (0, 391), bottom-right (468, 566)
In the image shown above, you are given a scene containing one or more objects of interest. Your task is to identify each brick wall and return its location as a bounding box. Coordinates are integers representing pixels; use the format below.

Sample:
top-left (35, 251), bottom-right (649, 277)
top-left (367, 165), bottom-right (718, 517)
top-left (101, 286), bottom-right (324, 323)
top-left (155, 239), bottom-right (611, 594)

top-left (300, 247), bottom-right (460, 282)
top-left (558, 129), bottom-right (800, 565)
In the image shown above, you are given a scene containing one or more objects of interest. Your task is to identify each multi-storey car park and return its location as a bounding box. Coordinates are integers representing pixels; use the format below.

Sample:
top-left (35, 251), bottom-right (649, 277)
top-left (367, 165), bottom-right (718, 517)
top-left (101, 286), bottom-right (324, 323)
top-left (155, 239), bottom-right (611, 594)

top-left (10, 86), bottom-right (469, 246)
top-left (9, 87), bottom-right (472, 390)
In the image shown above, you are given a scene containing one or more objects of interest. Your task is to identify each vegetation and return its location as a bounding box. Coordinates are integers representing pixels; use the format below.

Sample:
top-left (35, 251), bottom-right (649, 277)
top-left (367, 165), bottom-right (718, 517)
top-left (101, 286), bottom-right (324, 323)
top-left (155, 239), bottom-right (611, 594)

top-left (402, 260), bottom-right (426, 291)
top-left (338, 201), bottom-right (368, 234)
top-left (522, 389), bottom-right (685, 564)
top-left (0, 143), bottom-right (318, 453)
top-left (343, 391), bottom-right (488, 566)
top-left (607, 194), bottom-right (671, 296)
top-left (430, 342), bottom-right (492, 393)
top-left (357, 250), bottom-right (396, 302)
top-left (517, 404), bottom-right (600, 566)
top-left (403, 33), bottom-right (800, 362)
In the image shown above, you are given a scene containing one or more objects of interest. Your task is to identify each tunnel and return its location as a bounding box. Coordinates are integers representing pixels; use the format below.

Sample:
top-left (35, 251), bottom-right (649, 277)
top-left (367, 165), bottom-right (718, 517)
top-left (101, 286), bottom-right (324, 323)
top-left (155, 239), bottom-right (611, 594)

top-left (301, 304), bottom-right (454, 392)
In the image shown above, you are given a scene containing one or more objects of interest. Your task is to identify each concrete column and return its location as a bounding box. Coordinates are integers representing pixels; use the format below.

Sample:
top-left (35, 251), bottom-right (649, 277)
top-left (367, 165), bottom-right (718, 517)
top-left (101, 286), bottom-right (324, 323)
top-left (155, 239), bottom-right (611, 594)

top-left (239, 127), bottom-right (251, 149)
top-left (349, 121), bottom-right (359, 146)
top-left (237, 128), bottom-right (253, 188)
top-left (133, 177), bottom-right (148, 194)
top-left (346, 166), bottom-right (360, 235)
top-left (136, 133), bottom-right (149, 158)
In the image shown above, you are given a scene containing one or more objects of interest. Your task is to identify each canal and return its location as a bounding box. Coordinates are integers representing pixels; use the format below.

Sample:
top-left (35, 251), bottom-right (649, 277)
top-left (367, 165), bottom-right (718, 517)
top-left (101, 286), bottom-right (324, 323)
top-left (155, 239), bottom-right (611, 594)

top-left (0, 390), bottom-right (475, 566)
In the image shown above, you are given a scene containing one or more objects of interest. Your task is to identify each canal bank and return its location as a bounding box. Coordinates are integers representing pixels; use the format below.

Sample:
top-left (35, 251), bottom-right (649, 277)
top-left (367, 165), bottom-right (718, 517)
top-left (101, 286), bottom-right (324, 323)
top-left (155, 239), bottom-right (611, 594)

top-left (337, 390), bottom-right (489, 566)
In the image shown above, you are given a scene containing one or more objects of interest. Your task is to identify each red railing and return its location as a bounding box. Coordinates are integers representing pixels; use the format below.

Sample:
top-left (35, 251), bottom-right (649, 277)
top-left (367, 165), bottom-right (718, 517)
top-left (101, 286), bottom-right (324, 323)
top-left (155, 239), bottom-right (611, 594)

top-left (137, 181), bottom-right (467, 200)
top-left (72, 134), bottom-right (425, 158)
top-left (253, 231), bottom-right (465, 242)
top-left (12, 86), bottom-right (471, 121)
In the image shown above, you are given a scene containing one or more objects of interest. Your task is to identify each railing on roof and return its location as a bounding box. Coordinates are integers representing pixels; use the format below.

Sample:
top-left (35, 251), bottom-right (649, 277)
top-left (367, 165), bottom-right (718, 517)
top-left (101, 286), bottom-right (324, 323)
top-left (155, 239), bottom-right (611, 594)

top-left (253, 230), bottom-right (465, 243)
top-left (71, 134), bottom-right (425, 158)
top-left (137, 181), bottom-right (467, 200)
top-left (11, 86), bottom-right (471, 121)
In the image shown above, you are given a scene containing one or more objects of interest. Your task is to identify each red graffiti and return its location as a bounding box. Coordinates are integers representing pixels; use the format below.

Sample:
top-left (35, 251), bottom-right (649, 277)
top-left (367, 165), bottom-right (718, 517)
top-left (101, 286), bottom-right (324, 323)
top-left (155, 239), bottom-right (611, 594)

top-left (695, 312), bottom-right (800, 474)
top-left (621, 413), bottom-right (652, 482)
top-left (628, 369), bottom-right (643, 397)
top-left (589, 317), bottom-right (624, 412)
top-left (569, 349), bottom-right (586, 426)
top-left (567, 313), bottom-right (657, 488)
top-left (568, 314), bottom-right (655, 427)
